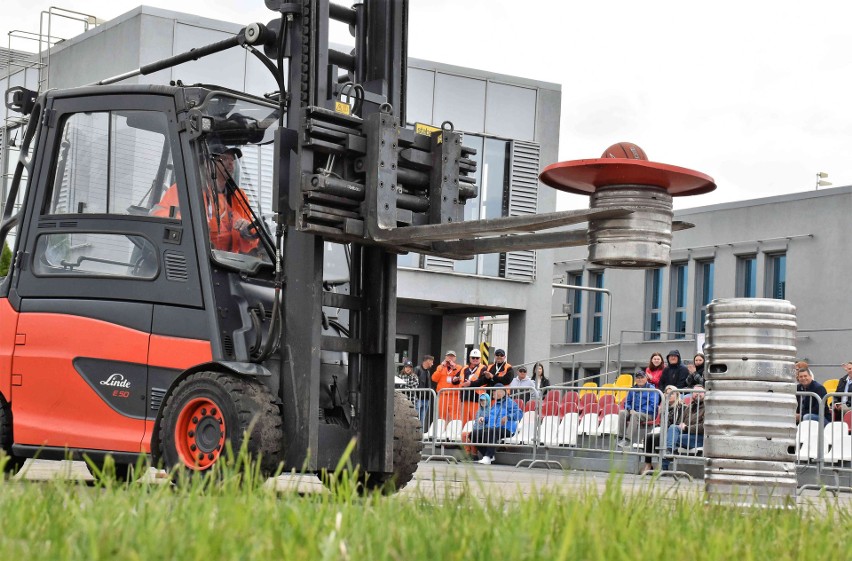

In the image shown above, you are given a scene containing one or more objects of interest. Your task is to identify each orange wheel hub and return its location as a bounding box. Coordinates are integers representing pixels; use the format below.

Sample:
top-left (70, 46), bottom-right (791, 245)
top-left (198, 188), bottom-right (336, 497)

top-left (174, 397), bottom-right (226, 470)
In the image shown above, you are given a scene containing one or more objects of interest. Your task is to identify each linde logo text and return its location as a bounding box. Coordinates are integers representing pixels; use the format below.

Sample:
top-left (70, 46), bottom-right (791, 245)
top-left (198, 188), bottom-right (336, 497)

top-left (99, 373), bottom-right (131, 388)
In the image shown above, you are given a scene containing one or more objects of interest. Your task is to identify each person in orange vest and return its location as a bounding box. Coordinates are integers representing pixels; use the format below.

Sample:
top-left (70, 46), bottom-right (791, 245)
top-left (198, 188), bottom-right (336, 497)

top-left (431, 350), bottom-right (464, 421)
top-left (459, 349), bottom-right (487, 424)
top-left (471, 348), bottom-right (514, 389)
top-left (151, 144), bottom-right (259, 255)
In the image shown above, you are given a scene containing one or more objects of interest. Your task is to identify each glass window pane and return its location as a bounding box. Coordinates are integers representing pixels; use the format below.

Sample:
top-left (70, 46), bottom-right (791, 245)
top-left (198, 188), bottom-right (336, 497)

top-left (484, 82), bottom-right (536, 141)
top-left (433, 73), bottom-right (486, 133)
top-left (406, 68), bottom-right (435, 125)
top-left (49, 111), bottom-right (173, 218)
top-left (33, 232), bottom-right (158, 279)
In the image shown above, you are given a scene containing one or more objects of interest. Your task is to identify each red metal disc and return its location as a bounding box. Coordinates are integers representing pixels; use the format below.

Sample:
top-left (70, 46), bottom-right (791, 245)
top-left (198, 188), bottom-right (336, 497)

top-left (539, 159), bottom-right (716, 197)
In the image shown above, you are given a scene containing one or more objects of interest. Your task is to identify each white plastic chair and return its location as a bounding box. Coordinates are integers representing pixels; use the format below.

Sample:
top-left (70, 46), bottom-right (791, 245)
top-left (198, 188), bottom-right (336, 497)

top-left (460, 420), bottom-right (476, 435)
top-left (443, 419), bottom-right (463, 442)
top-left (538, 416), bottom-right (561, 446)
top-left (824, 422), bottom-right (852, 463)
top-left (557, 413), bottom-right (580, 446)
top-left (423, 419), bottom-right (446, 442)
top-left (598, 413), bottom-right (619, 435)
top-left (504, 411), bottom-right (537, 444)
top-left (579, 412), bottom-right (600, 436)
top-left (796, 420), bottom-right (821, 461)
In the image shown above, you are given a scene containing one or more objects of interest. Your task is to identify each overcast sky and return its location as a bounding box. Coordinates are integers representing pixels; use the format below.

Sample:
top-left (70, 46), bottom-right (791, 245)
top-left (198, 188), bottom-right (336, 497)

top-left (4, 0), bottom-right (851, 210)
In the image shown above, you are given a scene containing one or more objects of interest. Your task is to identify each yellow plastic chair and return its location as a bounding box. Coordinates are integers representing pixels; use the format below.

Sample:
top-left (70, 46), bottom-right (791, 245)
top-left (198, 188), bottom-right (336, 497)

top-left (599, 383), bottom-right (617, 397)
top-left (579, 381), bottom-right (598, 397)
top-left (825, 378), bottom-right (839, 407)
top-left (615, 374), bottom-right (633, 388)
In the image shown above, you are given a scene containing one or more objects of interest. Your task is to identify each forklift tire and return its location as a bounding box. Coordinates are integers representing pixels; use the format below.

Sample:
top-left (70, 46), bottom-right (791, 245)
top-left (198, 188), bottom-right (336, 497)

top-left (330, 392), bottom-right (422, 494)
top-left (0, 395), bottom-right (24, 477)
top-left (159, 371), bottom-right (283, 478)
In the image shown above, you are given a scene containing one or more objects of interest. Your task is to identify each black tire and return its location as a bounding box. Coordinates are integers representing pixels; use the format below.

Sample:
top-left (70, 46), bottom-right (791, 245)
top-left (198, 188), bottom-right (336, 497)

top-left (0, 395), bottom-right (24, 477)
top-left (159, 371), bottom-right (283, 477)
top-left (322, 392), bottom-right (422, 494)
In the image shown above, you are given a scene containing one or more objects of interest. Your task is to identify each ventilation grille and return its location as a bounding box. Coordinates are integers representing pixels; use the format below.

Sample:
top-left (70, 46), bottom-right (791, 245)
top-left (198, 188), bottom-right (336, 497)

top-left (223, 335), bottom-right (235, 358)
top-left (164, 250), bottom-right (188, 282)
top-left (505, 140), bottom-right (541, 281)
top-left (149, 387), bottom-right (167, 412)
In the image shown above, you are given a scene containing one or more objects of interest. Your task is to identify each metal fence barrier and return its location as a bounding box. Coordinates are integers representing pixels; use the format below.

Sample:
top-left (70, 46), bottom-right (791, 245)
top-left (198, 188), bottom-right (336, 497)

top-left (399, 386), bottom-right (852, 493)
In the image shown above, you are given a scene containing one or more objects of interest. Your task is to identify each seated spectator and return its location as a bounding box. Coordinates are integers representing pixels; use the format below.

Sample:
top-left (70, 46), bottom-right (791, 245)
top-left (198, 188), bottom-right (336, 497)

top-left (616, 371), bottom-right (660, 447)
top-left (659, 349), bottom-right (690, 389)
top-left (796, 361), bottom-right (829, 425)
top-left (462, 393), bottom-right (491, 457)
top-left (644, 352), bottom-right (665, 387)
top-left (642, 385), bottom-right (683, 474)
top-left (469, 383), bottom-right (523, 465)
top-left (531, 362), bottom-right (551, 391)
top-left (832, 361), bottom-right (852, 422)
top-left (662, 385), bottom-right (705, 470)
top-left (685, 353), bottom-right (705, 388)
top-left (509, 366), bottom-right (539, 401)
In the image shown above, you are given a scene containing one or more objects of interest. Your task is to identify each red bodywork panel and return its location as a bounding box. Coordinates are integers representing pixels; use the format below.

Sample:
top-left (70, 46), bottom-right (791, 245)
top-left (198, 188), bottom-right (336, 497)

top-left (9, 311), bottom-right (212, 454)
top-left (0, 299), bottom-right (20, 400)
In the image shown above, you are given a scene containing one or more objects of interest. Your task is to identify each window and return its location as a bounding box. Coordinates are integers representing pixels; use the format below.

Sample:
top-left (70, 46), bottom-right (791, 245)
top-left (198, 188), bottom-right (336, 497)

top-left (645, 268), bottom-right (663, 341)
top-left (589, 271), bottom-right (604, 343)
top-left (583, 367), bottom-right (601, 386)
top-left (766, 253), bottom-right (787, 299)
top-left (736, 255), bottom-right (757, 298)
top-left (453, 135), bottom-right (507, 276)
top-left (696, 260), bottom-right (714, 333)
top-left (566, 272), bottom-right (583, 343)
top-left (47, 111), bottom-right (174, 217)
top-left (669, 262), bottom-right (688, 339)
top-left (33, 233), bottom-right (158, 279)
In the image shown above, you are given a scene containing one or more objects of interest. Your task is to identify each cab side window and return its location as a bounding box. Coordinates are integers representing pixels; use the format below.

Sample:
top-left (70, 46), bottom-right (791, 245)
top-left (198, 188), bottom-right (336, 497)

top-left (47, 111), bottom-right (176, 217)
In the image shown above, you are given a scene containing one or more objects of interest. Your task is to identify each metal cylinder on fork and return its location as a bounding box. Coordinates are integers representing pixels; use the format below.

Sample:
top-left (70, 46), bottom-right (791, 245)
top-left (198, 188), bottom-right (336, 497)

top-left (587, 185), bottom-right (673, 268)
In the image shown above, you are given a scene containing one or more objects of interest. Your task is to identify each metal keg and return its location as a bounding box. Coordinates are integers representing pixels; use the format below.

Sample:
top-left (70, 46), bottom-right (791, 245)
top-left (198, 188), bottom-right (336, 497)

top-left (703, 298), bottom-right (798, 506)
top-left (705, 458), bottom-right (797, 507)
top-left (587, 185), bottom-right (673, 268)
top-left (705, 298), bottom-right (797, 381)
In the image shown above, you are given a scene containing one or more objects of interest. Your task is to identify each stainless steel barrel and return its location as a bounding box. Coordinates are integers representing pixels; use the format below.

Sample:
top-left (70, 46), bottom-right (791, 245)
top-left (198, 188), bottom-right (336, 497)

top-left (587, 185), bottom-right (673, 268)
top-left (703, 298), bottom-right (797, 506)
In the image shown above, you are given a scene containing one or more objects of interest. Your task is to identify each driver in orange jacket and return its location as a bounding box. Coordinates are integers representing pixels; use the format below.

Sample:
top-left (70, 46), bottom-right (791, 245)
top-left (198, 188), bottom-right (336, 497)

top-left (152, 145), bottom-right (259, 254)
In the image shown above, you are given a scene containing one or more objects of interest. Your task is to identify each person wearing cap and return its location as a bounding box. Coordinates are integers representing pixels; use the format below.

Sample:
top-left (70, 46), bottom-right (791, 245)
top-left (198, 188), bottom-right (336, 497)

top-left (399, 360), bottom-right (419, 394)
top-left (151, 143), bottom-right (259, 254)
top-left (616, 370), bottom-right (660, 448)
top-left (508, 365), bottom-right (539, 401)
top-left (431, 350), bottom-right (464, 421)
top-left (471, 348), bottom-right (514, 389)
top-left (459, 349), bottom-right (487, 424)
top-left (469, 383), bottom-right (523, 465)
top-left (795, 361), bottom-right (828, 424)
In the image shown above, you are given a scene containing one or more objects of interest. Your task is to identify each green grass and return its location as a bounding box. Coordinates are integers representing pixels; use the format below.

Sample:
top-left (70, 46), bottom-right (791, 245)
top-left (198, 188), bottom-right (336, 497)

top-left (0, 457), bottom-right (843, 561)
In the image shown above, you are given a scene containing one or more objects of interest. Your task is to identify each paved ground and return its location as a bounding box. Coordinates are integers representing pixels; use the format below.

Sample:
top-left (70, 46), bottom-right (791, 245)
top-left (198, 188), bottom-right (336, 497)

top-left (15, 457), bottom-right (846, 510)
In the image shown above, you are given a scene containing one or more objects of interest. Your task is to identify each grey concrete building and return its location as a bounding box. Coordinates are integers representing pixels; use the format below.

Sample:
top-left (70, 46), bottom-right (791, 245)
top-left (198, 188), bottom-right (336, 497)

top-left (551, 186), bottom-right (852, 385)
top-left (1, 6), bottom-right (563, 369)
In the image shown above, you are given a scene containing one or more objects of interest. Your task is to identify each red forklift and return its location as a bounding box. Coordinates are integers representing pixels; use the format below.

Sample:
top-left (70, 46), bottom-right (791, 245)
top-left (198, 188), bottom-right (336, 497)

top-left (0, 0), bottom-right (633, 489)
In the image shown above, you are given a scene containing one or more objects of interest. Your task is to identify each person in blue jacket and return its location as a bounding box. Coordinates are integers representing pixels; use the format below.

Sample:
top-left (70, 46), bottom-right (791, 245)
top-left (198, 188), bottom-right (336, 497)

top-left (469, 383), bottom-right (524, 465)
top-left (616, 371), bottom-right (660, 447)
